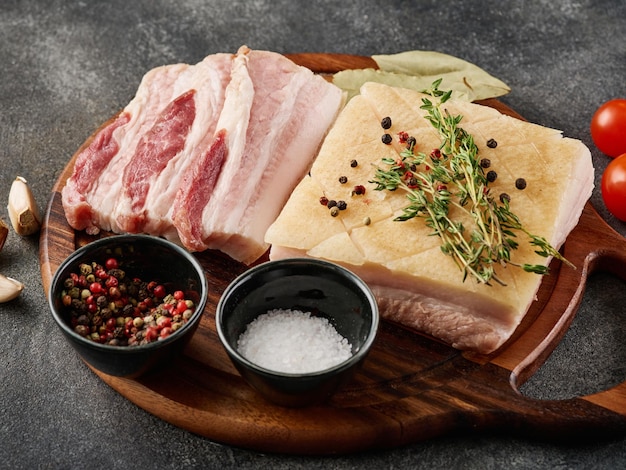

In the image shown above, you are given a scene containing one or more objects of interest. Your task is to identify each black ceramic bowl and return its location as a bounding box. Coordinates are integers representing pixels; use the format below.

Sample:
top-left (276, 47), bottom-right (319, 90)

top-left (216, 258), bottom-right (379, 407)
top-left (48, 234), bottom-right (207, 378)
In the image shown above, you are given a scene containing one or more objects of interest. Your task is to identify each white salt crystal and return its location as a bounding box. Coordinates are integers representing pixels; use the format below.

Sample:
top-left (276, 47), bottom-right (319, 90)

top-left (236, 308), bottom-right (353, 374)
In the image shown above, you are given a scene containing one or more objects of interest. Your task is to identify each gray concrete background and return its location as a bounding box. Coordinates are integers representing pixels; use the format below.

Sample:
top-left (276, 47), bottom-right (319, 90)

top-left (1, 0), bottom-right (625, 468)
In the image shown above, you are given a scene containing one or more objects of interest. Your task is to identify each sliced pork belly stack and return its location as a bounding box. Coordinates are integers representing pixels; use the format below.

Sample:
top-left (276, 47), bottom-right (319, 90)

top-left (198, 48), bottom-right (344, 264)
top-left (171, 49), bottom-right (254, 251)
top-left (63, 47), bottom-right (343, 264)
top-left (62, 62), bottom-right (190, 234)
top-left (119, 53), bottom-right (233, 240)
top-left (266, 82), bottom-right (594, 354)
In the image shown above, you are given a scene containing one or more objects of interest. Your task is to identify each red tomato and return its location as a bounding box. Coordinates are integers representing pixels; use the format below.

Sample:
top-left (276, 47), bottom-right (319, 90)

top-left (591, 99), bottom-right (626, 157)
top-left (601, 153), bottom-right (626, 221)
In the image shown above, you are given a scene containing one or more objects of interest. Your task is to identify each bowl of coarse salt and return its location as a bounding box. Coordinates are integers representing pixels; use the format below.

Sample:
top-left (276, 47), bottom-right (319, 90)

top-left (216, 258), bottom-right (379, 407)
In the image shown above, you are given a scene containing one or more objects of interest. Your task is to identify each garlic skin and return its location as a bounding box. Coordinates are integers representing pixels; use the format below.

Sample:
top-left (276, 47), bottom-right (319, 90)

top-left (0, 274), bottom-right (24, 303)
top-left (0, 218), bottom-right (8, 252)
top-left (7, 176), bottom-right (41, 236)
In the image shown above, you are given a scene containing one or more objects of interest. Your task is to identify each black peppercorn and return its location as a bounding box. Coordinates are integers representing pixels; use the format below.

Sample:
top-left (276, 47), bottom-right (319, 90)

top-left (500, 193), bottom-right (511, 203)
top-left (337, 200), bottom-right (347, 210)
top-left (487, 170), bottom-right (498, 182)
top-left (338, 176), bottom-right (348, 184)
top-left (487, 138), bottom-right (498, 148)
top-left (515, 178), bottom-right (527, 190)
top-left (327, 199), bottom-right (337, 209)
top-left (381, 116), bottom-right (392, 129)
top-left (382, 133), bottom-right (392, 145)
top-left (480, 158), bottom-right (491, 168)
top-left (406, 136), bottom-right (416, 149)
top-left (350, 159), bottom-right (358, 168)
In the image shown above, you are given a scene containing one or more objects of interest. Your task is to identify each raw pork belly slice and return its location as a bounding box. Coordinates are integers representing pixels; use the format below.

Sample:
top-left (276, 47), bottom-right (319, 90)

top-left (62, 62), bottom-right (190, 234)
top-left (61, 111), bottom-right (130, 233)
top-left (62, 47), bottom-right (343, 264)
top-left (199, 48), bottom-right (344, 264)
top-left (265, 82), bottom-right (594, 354)
top-left (172, 49), bottom-right (254, 251)
top-left (117, 53), bottom-right (233, 239)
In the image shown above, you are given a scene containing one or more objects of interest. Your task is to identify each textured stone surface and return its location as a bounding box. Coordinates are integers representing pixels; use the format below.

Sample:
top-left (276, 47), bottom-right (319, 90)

top-left (1, 0), bottom-right (625, 468)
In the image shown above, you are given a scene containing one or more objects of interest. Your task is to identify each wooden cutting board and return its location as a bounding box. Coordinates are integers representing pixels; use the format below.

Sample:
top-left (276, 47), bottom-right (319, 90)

top-left (39, 53), bottom-right (626, 455)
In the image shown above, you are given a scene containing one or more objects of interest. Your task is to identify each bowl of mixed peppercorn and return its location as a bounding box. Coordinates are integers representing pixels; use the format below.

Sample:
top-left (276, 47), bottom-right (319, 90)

top-left (48, 234), bottom-right (208, 378)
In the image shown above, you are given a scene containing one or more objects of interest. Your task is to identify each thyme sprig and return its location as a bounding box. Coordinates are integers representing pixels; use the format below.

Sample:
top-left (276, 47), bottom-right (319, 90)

top-left (371, 79), bottom-right (572, 285)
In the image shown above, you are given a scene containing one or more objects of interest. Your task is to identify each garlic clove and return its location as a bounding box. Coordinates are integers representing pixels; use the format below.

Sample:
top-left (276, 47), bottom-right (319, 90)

top-left (7, 176), bottom-right (41, 236)
top-left (0, 274), bottom-right (24, 303)
top-left (0, 218), bottom-right (8, 252)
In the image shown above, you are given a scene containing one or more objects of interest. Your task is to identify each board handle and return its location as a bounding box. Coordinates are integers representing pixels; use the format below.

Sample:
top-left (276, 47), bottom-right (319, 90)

top-left (495, 204), bottom-right (626, 433)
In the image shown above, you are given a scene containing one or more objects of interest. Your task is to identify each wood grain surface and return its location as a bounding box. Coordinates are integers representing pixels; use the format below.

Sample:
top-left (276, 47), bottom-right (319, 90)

top-left (39, 53), bottom-right (626, 455)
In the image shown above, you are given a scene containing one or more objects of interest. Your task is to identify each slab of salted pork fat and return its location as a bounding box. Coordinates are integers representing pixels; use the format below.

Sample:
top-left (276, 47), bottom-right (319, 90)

top-left (265, 82), bottom-right (594, 354)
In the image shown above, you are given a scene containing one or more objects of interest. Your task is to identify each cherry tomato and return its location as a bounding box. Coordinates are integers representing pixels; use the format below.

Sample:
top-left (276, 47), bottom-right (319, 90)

top-left (601, 153), bottom-right (626, 221)
top-left (591, 99), bottom-right (626, 158)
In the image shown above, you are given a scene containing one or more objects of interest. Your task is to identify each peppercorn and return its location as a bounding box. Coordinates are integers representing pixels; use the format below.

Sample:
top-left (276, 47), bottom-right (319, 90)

top-left (327, 199), bottom-right (337, 209)
top-left (363, 216), bottom-right (371, 226)
top-left (352, 185), bottom-right (366, 196)
top-left (319, 196), bottom-right (329, 206)
top-left (398, 131), bottom-right (409, 143)
top-left (500, 193), bottom-right (511, 203)
top-left (79, 263), bottom-right (92, 276)
top-left (330, 207), bottom-right (339, 217)
top-left (515, 178), bottom-right (527, 190)
top-left (430, 148), bottom-right (442, 160)
top-left (68, 286), bottom-right (80, 299)
top-left (406, 136), bottom-right (416, 149)
top-left (96, 295), bottom-right (107, 307)
top-left (100, 308), bottom-right (112, 320)
top-left (480, 158), bottom-right (491, 168)
top-left (381, 116), bottom-right (392, 129)
top-left (487, 170), bottom-right (498, 183)
top-left (381, 133), bottom-right (392, 145)
top-left (74, 325), bottom-right (90, 337)
top-left (487, 138), bottom-right (498, 148)
top-left (338, 176), bottom-right (348, 184)
top-left (107, 268), bottom-right (125, 280)
top-left (59, 258), bottom-right (198, 347)
top-left (62, 294), bottom-right (72, 307)
top-left (336, 200), bottom-right (347, 210)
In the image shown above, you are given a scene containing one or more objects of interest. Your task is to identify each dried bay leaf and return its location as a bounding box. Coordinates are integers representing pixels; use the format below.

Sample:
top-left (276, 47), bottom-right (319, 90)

top-left (333, 50), bottom-right (510, 102)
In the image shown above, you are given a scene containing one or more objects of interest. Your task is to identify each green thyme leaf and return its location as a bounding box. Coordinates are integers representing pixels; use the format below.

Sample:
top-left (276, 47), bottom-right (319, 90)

top-left (370, 80), bottom-right (571, 285)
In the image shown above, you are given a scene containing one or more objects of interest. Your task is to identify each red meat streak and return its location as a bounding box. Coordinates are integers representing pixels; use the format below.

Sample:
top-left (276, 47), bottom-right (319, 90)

top-left (61, 112), bottom-right (131, 231)
top-left (121, 90), bottom-right (196, 231)
top-left (72, 112), bottom-right (131, 193)
top-left (172, 128), bottom-right (228, 251)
